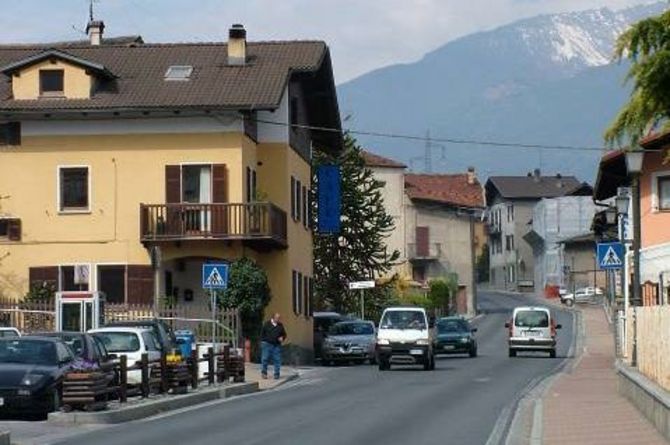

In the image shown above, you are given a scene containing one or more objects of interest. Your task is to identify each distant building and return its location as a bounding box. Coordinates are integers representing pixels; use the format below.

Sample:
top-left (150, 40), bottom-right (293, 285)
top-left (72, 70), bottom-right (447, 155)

top-left (523, 196), bottom-right (598, 293)
top-left (363, 151), bottom-right (485, 316)
top-left (485, 170), bottom-right (591, 292)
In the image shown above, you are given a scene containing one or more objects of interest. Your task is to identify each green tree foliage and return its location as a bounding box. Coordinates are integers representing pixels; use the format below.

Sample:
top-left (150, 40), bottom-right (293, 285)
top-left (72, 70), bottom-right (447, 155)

top-left (475, 244), bottom-right (490, 283)
top-left (313, 135), bottom-right (400, 314)
top-left (218, 257), bottom-right (271, 341)
top-left (428, 275), bottom-right (459, 313)
top-left (605, 9), bottom-right (670, 145)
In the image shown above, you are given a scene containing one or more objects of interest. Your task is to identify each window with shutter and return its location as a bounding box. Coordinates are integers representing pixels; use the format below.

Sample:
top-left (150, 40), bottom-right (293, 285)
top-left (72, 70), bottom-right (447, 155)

top-left (59, 167), bottom-right (89, 212)
top-left (0, 218), bottom-right (21, 241)
top-left (28, 266), bottom-right (59, 291)
top-left (127, 265), bottom-right (154, 304)
top-left (303, 275), bottom-right (309, 317)
top-left (246, 167), bottom-right (252, 202)
top-left (302, 186), bottom-right (308, 229)
top-left (297, 272), bottom-right (303, 315)
top-left (292, 270), bottom-right (298, 314)
top-left (296, 180), bottom-right (302, 222)
top-left (212, 164), bottom-right (227, 203)
top-left (165, 165), bottom-right (181, 203)
top-left (0, 122), bottom-right (20, 146)
top-left (290, 177), bottom-right (296, 219)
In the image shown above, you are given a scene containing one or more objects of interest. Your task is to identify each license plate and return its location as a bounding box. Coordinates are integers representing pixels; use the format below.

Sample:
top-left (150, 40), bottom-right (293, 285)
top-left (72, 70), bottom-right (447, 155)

top-left (340, 348), bottom-right (352, 354)
top-left (524, 331), bottom-right (541, 337)
top-left (409, 349), bottom-right (423, 355)
top-left (443, 345), bottom-right (456, 350)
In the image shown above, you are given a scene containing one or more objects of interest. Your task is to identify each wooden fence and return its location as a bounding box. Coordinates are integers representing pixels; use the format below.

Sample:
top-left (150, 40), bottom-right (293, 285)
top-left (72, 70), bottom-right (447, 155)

top-left (626, 306), bottom-right (670, 391)
top-left (0, 298), bottom-right (240, 345)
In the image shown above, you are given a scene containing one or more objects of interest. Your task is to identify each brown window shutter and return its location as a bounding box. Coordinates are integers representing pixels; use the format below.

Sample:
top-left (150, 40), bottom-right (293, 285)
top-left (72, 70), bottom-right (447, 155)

top-left (7, 219), bottom-right (21, 241)
top-left (212, 164), bottom-right (228, 203)
top-left (165, 165), bottom-right (181, 203)
top-left (127, 265), bottom-right (154, 305)
top-left (29, 266), bottom-right (58, 291)
top-left (416, 226), bottom-right (429, 257)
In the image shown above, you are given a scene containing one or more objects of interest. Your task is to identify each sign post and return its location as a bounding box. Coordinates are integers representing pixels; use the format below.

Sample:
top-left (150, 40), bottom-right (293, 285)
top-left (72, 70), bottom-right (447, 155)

top-left (202, 263), bottom-right (229, 347)
top-left (349, 280), bottom-right (375, 319)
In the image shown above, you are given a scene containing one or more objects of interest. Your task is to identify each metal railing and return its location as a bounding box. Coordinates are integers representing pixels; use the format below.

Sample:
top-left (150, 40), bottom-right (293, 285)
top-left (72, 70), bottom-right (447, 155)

top-left (140, 202), bottom-right (287, 247)
top-left (407, 243), bottom-right (443, 260)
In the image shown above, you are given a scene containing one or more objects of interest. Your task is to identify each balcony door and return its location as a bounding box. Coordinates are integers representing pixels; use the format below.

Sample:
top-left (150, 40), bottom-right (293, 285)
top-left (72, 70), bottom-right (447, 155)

top-left (182, 165), bottom-right (212, 233)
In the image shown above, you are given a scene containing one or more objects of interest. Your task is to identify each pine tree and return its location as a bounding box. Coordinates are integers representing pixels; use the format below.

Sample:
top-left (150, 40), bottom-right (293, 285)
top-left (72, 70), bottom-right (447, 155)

top-left (312, 135), bottom-right (400, 314)
top-left (605, 9), bottom-right (670, 145)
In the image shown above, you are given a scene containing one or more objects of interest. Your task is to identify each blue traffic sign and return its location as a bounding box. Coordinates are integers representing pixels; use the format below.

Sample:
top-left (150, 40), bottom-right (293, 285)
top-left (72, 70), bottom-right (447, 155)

top-left (202, 263), bottom-right (229, 289)
top-left (317, 165), bottom-right (341, 234)
top-left (597, 242), bottom-right (624, 270)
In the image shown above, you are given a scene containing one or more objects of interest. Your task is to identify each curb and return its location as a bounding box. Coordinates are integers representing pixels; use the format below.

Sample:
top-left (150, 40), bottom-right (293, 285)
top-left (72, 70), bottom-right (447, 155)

top-left (48, 382), bottom-right (259, 425)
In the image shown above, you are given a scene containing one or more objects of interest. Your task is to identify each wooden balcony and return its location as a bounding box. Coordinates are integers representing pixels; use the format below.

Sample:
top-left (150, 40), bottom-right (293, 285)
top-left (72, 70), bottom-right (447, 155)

top-left (407, 243), bottom-right (443, 262)
top-left (140, 202), bottom-right (287, 250)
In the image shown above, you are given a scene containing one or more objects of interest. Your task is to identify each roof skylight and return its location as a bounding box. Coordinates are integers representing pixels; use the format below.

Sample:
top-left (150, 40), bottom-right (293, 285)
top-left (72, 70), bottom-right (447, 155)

top-left (164, 65), bottom-right (193, 81)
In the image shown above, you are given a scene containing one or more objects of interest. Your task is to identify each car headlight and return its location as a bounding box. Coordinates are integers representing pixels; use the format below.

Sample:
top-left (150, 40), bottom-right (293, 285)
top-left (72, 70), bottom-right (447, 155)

top-left (460, 337), bottom-right (470, 343)
top-left (21, 373), bottom-right (45, 386)
top-left (416, 339), bottom-right (431, 346)
top-left (17, 389), bottom-right (31, 396)
top-left (377, 338), bottom-right (390, 345)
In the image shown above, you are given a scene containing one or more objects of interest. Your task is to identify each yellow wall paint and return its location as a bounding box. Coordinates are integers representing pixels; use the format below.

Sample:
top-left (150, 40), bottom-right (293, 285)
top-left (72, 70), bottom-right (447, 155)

top-left (0, 129), bottom-right (315, 350)
top-left (12, 60), bottom-right (92, 100)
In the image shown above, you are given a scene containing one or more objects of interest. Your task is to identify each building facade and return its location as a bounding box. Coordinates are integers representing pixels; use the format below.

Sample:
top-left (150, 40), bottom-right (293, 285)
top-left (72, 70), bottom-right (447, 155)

top-left (0, 23), bottom-right (342, 355)
top-left (485, 171), bottom-right (589, 292)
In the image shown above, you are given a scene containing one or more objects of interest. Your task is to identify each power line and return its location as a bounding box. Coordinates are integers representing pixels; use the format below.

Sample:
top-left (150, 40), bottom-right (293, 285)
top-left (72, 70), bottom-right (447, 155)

top-left (251, 117), bottom-right (611, 152)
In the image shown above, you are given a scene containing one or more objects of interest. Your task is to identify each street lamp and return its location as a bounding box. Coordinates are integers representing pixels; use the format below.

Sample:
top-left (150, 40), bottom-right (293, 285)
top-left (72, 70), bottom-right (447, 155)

top-left (625, 149), bottom-right (644, 367)
top-left (615, 193), bottom-right (630, 216)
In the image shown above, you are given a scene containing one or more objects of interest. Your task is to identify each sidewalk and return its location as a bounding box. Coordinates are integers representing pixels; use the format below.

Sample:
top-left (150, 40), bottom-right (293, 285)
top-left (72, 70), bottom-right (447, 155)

top-left (245, 363), bottom-right (299, 391)
top-left (542, 306), bottom-right (666, 444)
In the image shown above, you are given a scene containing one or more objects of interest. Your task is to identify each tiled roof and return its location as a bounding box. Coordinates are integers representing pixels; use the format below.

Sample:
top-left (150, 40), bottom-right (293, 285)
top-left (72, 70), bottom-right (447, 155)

top-left (0, 40), bottom-right (328, 112)
top-left (404, 173), bottom-right (484, 209)
top-left (362, 150), bottom-right (407, 168)
top-left (486, 175), bottom-right (583, 200)
top-left (640, 131), bottom-right (670, 150)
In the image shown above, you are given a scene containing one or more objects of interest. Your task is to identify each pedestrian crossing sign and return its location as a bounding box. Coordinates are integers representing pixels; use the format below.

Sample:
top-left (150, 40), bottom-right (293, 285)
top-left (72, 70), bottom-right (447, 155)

top-left (597, 242), bottom-right (624, 270)
top-left (202, 263), bottom-right (229, 289)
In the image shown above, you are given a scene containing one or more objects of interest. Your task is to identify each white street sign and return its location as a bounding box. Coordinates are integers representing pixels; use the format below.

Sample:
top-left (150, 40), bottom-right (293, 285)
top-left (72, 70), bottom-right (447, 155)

top-left (349, 281), bottom-right (375, 290)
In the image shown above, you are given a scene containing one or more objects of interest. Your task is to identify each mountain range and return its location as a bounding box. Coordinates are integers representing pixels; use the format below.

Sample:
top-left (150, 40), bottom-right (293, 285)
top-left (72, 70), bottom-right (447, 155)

top-left (337, 2), bottom-right (669, 183)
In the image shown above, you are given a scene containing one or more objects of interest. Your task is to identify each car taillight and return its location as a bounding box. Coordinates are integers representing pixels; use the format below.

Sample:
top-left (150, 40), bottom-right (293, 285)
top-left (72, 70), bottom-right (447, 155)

top-left (507, 321), bottom-right (513, 337)
top-left (551, 321), bottom-right (556, 337)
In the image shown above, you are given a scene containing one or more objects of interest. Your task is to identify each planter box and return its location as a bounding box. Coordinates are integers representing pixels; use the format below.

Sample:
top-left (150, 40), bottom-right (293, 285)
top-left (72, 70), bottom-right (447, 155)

top-left (62, 371), bottom-right (113, 412)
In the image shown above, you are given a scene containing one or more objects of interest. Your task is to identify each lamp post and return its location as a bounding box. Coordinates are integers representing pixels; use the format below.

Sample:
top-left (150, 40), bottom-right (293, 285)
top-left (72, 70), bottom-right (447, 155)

top-left (625, 149), bottom-right (644, 366)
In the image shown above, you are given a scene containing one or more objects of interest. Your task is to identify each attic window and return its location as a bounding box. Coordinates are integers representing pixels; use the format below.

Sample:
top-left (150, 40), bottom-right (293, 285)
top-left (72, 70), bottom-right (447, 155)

top-left (164, 65), bottom-right (193, 81)
top-left (39, 70), bottom-right (64, 97)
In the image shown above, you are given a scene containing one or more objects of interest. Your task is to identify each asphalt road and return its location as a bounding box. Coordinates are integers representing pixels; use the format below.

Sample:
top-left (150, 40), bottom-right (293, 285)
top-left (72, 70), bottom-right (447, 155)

top-left (56, 292), bottom-right (574, 445)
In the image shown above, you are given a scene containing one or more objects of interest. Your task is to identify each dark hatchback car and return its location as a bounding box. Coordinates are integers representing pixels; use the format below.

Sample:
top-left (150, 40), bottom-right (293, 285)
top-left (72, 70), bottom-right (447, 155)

top-left (434, 317), bottom-right (478, 357)
top-left (0, 337), bottom-right (74, 416)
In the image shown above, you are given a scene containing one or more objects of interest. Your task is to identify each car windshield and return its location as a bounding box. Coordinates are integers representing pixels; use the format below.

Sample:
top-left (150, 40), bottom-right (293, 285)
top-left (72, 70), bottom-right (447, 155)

top-left (94, 332), bottom-right (141, 353)
top-left (330, 322), bottom-right (374, 336)
top-left (57, 334), bottom-right (85, 357)
top-left (437, 319), bottom-right (469, 333)
top-left (380, 311), bottom-right (426, 330)
top-left (0, 339), bottom-right (58, 365)
top-left (515, 310), bottom-right (549, 328)
top-left (0, 330), bottom-right (18, 338)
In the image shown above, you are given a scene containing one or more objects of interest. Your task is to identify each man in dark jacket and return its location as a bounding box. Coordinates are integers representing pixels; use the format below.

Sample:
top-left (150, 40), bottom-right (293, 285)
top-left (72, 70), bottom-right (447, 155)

top-left (260, 313), bottom-right (287, 379)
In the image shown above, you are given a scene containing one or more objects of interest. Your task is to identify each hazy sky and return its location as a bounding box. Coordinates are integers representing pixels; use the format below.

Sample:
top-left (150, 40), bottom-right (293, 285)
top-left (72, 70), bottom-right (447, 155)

top-left (0, 0), bottom-right (656, 83)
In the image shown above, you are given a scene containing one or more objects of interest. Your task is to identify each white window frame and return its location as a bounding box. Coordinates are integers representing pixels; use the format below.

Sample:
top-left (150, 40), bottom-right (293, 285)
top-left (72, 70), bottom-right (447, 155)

top-left (57, 165), bottom-right (91, 214)
top-left (57, 263), bottom-right (93, 292)
top-left (178, 162), bottom-right (214, 203)
top-left (651, 170), bottom-right (670, 213)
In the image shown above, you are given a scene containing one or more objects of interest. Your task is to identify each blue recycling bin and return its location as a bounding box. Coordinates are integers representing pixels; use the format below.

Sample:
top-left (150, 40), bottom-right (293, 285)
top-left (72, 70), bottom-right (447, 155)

top-left (174, 330), bottom-right (195, 358)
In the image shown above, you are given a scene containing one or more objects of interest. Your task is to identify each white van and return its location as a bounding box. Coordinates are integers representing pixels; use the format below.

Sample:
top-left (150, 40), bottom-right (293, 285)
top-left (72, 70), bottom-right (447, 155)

top-left (506, 306), bottom-right (561, 358)
top-left (376, 307), bottom-right (435, 371)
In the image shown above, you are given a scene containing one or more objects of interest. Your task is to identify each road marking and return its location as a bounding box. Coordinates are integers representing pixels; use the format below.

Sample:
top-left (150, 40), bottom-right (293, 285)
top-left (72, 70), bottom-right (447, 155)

top-left (473, 377), bottom-right (491, 383)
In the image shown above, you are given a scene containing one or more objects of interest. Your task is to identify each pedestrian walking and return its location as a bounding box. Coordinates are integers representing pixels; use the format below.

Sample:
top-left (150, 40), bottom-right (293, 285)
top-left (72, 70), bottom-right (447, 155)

top-left (260, 313), bottom-right (287, 379)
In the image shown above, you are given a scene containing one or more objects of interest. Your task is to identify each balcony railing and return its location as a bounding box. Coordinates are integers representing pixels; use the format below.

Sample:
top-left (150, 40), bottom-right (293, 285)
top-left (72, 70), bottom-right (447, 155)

top-left (140, 202), bottom-right (287, 249)
top-left (487, 222), bottom-right (502, 236)
top-left (407, 243), bottom-right (443, 261)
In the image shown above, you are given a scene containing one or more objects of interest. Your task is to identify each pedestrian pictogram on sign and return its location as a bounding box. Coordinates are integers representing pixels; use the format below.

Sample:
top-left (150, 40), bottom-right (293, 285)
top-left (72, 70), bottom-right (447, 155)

top-left (202, 263), bottom-right (229, 289)
top-left (597, 242), bottom-right (624, 270)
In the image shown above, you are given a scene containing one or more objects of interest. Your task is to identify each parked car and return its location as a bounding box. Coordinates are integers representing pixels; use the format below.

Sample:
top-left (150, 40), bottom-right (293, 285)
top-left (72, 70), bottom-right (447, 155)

top-left (34, 332), bottom-right (114, 376)
top-left (0, 327), bottom-right (20, 338)
top-left (89, 327), bottom-right (162, 385)
top-left (376, 307), bottom-right (435, 371)
top-left (105, 319), bottom-right (177, 354)
top-left (0, 337), bottom-right (75, 416)
top-left (434, 317), bottom-right (478, 357)
top-left (321, 320), bottom-right (376, 365)
top-left (506, 306), bottom-right (561, 358)
top-left (313, 312), bottom-right (351, 359)
top-left (561, 286), bottom-right (604, 306)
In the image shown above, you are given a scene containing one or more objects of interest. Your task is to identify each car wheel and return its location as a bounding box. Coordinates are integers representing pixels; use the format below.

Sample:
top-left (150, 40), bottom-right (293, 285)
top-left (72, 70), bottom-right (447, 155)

top-left (509, 349), bottom-right (517, 358)
top-left (550, 349), bottom-right (557, 359)
top-left (565, 299), bottom-right (574, 307)
top-left (469, 347), bottom-right (478, 358)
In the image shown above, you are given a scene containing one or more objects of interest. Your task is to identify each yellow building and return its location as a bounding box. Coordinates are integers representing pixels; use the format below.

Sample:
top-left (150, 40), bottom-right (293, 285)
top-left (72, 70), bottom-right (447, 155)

top-left (0, 22), bottom-right (342, 360)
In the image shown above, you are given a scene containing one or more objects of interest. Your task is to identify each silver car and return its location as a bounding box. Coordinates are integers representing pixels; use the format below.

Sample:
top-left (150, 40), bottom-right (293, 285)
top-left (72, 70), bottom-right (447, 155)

top-left (321, 321), bottom-right (376, 365)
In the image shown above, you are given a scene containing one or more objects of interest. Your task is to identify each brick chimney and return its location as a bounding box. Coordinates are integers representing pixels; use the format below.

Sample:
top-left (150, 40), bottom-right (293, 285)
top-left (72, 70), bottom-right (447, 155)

top-left (467, 166), bottom-right (476, 185)
top-left (86, 20), bottom-right (105, 46)
top-left (228, 24), bottom-right (247, 66)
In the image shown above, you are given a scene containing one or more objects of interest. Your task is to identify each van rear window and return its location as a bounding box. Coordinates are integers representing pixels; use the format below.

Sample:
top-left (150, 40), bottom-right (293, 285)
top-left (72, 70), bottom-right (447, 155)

top-left (514, 311), bottom-right (549, 328)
